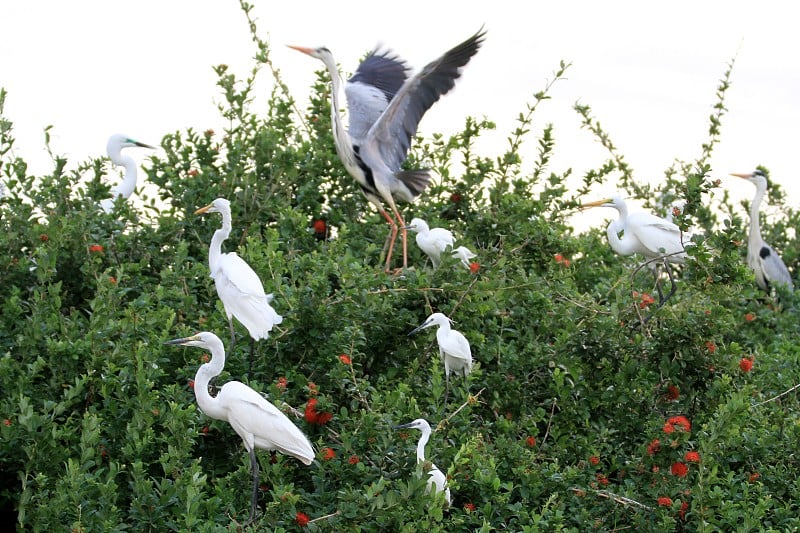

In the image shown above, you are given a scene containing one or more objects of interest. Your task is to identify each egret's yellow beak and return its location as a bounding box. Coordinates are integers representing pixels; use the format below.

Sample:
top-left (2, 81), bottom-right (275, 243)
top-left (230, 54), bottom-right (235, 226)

top-left (580, 198), bottom-right (612, 209)
top-left (194, 204), bottom-right (213, 215)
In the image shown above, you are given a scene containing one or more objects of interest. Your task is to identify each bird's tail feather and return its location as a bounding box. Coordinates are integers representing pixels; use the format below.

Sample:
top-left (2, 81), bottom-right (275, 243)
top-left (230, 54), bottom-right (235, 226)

top-left (395, 170), bottom-right (431, 198)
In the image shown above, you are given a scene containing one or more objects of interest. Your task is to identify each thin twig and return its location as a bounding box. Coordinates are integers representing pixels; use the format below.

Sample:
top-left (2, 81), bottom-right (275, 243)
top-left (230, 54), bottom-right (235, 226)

top-left (308, 511), bottom-right (340, 524)
top-left (752, 382), bottom-right (800, 408)
top-left (540, 398), bottom-right (557, 446)
top-left (570, 487), bottom-right (654, 511)
top-left (437, 388), bottom-right (485, 430)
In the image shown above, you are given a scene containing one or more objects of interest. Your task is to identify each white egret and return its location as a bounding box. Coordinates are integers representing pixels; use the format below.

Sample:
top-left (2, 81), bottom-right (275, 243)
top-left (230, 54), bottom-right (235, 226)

top-left (730, 170), bottom-right (794, 293)
top-left (195, 198), bottom-right (283, 367)
top-left (451, 245), bottom-right (477, 269)
top-left (405, 217), bottom-right (455, 268)
top-left (394, 418), bottom-right (451, 507)
top-left (99, 134), bottom-right (155, 212)
top-left (409, 312), bottom-right (472, 407)
top-left (582, 194), bottom-right (691, 306)
top-left (165, 332), bottom-right (314, 523)
top-left (289, 30), bottom-right (485, 272)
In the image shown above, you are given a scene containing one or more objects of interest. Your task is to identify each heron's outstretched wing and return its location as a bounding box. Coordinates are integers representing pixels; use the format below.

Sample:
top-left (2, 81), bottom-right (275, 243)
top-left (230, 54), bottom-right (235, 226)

top-left (346, 50), bottom-right (410, 142)
top-left (364, 29), bottom-right (486, 171)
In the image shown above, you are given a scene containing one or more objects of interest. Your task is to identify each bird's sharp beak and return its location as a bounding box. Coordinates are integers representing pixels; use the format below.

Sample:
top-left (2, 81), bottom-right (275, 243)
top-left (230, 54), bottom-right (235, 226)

top-left (164, 334), bottom-right (198, 346)
top-left (408, 322), bottom-right (428, 336)
top-left (287, 45), bottom-right (314, 56)
top-left (580, 198), bottom-right (611, 209)
top-left (729, 173), bottom-right (751, 179)
top-left (194, 204), bottom-right (212, 215)
top-left (134, 141), bottom-right (156, 150)
top-left (393, 422), bottom-right (414, 430)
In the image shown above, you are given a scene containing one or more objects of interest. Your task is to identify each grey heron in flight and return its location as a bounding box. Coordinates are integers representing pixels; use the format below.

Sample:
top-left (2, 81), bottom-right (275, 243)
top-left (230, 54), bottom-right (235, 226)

top-left (289, 29), bottom-right (486, 272)
top-left (730, 170), bottom-right (794, 293)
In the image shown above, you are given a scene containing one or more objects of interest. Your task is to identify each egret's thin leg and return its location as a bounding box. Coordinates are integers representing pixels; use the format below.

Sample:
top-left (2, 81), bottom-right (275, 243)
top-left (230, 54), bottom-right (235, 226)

top-left (248, 338), bottom-right (255, 376)
top-left (660, 260), bottom-right (678, 307)
top-left (442, 372), bottom-right (451, 413)
top-left (249, 448), bottom-right (260, 523)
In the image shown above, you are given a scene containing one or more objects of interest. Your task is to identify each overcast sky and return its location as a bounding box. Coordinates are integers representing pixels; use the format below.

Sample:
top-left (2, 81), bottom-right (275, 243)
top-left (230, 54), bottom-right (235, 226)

top-left (2, 1), bottom-right (797, 218)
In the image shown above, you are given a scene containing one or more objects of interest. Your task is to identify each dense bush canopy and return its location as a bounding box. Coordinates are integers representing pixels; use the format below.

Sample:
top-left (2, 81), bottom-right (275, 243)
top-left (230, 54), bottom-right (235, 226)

top-left (1, 7), bottom-right (799, 532)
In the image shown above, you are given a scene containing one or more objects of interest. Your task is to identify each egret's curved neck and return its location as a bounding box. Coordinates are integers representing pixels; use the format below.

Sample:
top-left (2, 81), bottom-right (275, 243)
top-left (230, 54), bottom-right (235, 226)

top-left (416, 430), bottom-right (430, 464)
top-left (193, 341), bottom-right (227, 420)
top-left (209, 210), bottom-right (233, 271)
top-left (111, 154), bottom-right (138, 199)
top-left (605, 208), bottom-right (636, 256)
top-left (321, 55), bottom-right (358, 171)
top-left (749, 181), bottom-right (766, 242)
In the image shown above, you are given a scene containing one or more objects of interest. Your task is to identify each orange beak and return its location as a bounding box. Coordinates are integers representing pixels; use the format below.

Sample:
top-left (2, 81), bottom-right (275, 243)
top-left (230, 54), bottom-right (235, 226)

top-left (729, 173), bottom-right (752, 179)
top-left (287, 45), bottom-right (314, 56)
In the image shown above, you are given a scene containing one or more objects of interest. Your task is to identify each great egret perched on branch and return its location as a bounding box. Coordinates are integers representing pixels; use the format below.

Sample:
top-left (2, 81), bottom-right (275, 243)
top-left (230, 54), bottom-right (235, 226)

top-left (394, 418), bottom-right (452, 506)
top-left (289, 29), bottom-right (486, 272)
top-left (582, 195), bottom-right (690, 306)
top-left (405, 217), bottom-right (455, 268)
top-left (165, 332), bottom-right (314, 523)
top-left (409, 312), bottom-right (472, 407)
top-left (100, 134), bottom-right (155, 212)
top-left (195, 198), bottom-right (283, 367)
top-left (730, 170), bottom-right (794, 293)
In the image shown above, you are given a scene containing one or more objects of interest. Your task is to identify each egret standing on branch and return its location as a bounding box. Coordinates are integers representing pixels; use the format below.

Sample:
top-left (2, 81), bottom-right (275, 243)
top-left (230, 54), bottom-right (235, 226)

top-left (405, 217), bottom-right (455, 268)
top-left (394, 418), bottom-right (452, 506)
top-left (100, 134), bottom-right (155, 212)
top-left (165, 332), bottom-right (314, 523)
top-left (289, 29), bottom-right (486, 272)
top-left (581, 195), bottom-right (690, 306)
top-left (730, 170), bottom-right (794, 293)
top-left (409, 312), bottom-right (472, 407)
top-left (451, 245), bottom-right (477, 270)
top-left (195, 198), bottom-right (283, 367)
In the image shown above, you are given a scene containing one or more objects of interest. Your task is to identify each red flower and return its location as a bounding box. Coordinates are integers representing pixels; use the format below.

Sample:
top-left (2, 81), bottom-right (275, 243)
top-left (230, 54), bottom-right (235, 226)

top-left (657, 496), bottom-right (673, 507)
top-left (39, 234), bottom-right (49, 242)
top-left (200, 354), bottom-right (209, 363)
top-left (89, 244), bottom-right (104, 253)
top-left (646, 438), bottom-right (661, 456)
top-left (321, 447), bottom-right (335, 460)
top-left (553, 253), bottom-right (571, 267)
top-left (450, 192), bottom-right (462, 203)
top-left (2, 419), bottom-right (11, 426)
top-left (664, 385), bottom-right (680, 401)
top-left (663, 415), bottom-right (691, 434)
top-left (201, 426), bottom-right (209, 435)
top-left (304, 398), bottom-right (332, 425)
top-left (188, 379), bottom-right (195, 389)
top-left (469, 262), bottom-right (480, 274)
top-left (638, 292), bottom-right (656, 309)
top-left (108, 276), bottom-right (117, 284)
top-left (187, 169), bottom-right (199, 177)
top-left (339, 354), bottom-right (352, 365)
top-left (595, 473), bottom-right (609, 486)
top-left (679, 500), bottom-right (689, 520)
top-left (672, 206), bottom-right (681, 217)
top-left (670, 462), bottom-right (688, 477)
top-left (295, 511), bottom-right (310, 527)
top-left (308, 382), bottom-right (318, 396)
top-left (348, 454), bottom-right (359, 465)
top-left (276, 377), bottom-right (287, 391)
top-left (525, 436), bottom-right (536, 448)
top-left (704, 341), bottom-right (717, 354)
top-left (748, 472), bottom-right (760, 483)
top-left (739, 357), bottom-right (754, 373)
top-left (316, 411), bottom-right (333, 425)
top-left (684, 451), bottom-right (701, 463)
top-left (744, 312), bottom-right (755, 322)
top-left (312, 219), bottom-right (326, 234)
top-left (463, 502), bottom-right (476, 512)
top-left (99, 444), bottom-right (108, 458)
top-left (589, 455), bottom-right (600, 465)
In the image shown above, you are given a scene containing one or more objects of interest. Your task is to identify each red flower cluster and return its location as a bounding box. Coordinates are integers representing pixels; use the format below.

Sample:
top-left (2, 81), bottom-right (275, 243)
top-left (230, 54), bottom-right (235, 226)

top-left (187, 169), bottom-right (199, 177)
top-left (657, 496), bottom-right (673, 507)
top-left (525, 436), bottom-right (536, 448)
top-left (312, 218), bottom-right (327, 234)
top-left (108, 276), bottom-right (117, 284)
top-left (348, 454), bottom-right (359, 465)
top-left (670, 462), bottom-right (688, 478)
top-left (276, 376), bottom-right (287, 391)
top-left (89, 244), bottom-right (104, 253)
top-left (595, 473), bottom-right (609, 486)
top-left (553, 253), bottom-right (571, 267)
top-left (304, 398), bottom-right (333, 425)
top-left (463, 502), bottom-right (476, 512)
top-left (589, 455), bottom-right (600, 465)
top-left (39, 234), bottom-right (49, 242)
top-left (646, 438), bottom-right (661, 456)
top-left (739, 357), bottom-right (754, 373)
top-left (450, 192), bottom-right (462, 203)
top-left (704, 341), bottom-right (717, 354)
top-left (744, 312), bottom-right (755, 322)
top-left (339, 354), bottom-right (352, 365)
top-left (632, 291), bottom-right (656, 309)
top-left (679, 500), bottom-right (689, 520)
top-left (321, 447), bottom-right (335, 460)
top-left (684, 451), bottom-right (701, 463)
top-left (296, 511), bottom-right (310, 527)
top-left (469, 261), bottom-right (481, 274)
top-left (748, 472), bottom-right (760, 483)
top-left (2, 419), bottom-right (11, 426)
top-left (663, 415), bottom-right (691, 434)
top-left (664, 385), bottom-right (680, 401)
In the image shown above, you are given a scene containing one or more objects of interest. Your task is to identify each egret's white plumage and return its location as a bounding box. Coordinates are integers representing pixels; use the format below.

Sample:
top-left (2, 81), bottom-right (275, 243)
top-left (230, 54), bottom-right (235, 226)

top-left (289, 30), bottom-right (485, 271)
top-left (195, 198), bottom-right (283, 351)
top-left (410, 312), bottom-right (472, 406)
top-left (451, 246), bottom-right (477, 269)
top-left (731, 171), bottom-right (794, 293)
top-left (165, 332), bottom-right (313, 521)
top-left (405, 217), bottom-right (455, 267)
top-left (394, 418), bottom-right (451, 506)
top-left (99, 134), bottom-right (154, 212)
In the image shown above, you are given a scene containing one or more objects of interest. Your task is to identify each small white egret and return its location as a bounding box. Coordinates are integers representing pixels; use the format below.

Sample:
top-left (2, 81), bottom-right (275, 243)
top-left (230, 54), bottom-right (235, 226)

top-left (289, 30), bottom-right (485, 272)
top-left (99, 134), bottom-right (155, 212)
top-left (730, 170), bottom-right (794, 293)
top-left (195, 198), bottom-right (283, 366)
top-left (394, 418), bottom-right (451, 506)
top-left (582, 194), bottom-right (691, 306)
top-left (165, 332), bottom-right (314, 522)
top-left (405, 217), bottom-right (455, 268)
top-left (451, 245), bottom-right (477, 269)
top-left (409, 312), bottom-right (472, 407)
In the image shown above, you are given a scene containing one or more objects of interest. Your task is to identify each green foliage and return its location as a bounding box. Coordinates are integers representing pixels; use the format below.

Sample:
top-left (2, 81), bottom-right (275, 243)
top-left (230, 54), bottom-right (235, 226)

top-left (1, 8), bottom-right (799, 532)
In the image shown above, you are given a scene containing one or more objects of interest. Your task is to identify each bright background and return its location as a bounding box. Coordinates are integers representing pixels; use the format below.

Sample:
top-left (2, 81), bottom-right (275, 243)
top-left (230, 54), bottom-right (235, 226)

top-left (1, 1), bottom-right (797, 212)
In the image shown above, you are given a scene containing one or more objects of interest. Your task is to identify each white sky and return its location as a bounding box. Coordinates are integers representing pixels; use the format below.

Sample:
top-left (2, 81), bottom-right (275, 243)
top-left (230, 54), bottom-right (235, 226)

top-left (1, 1), bottom-right (798, 219)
